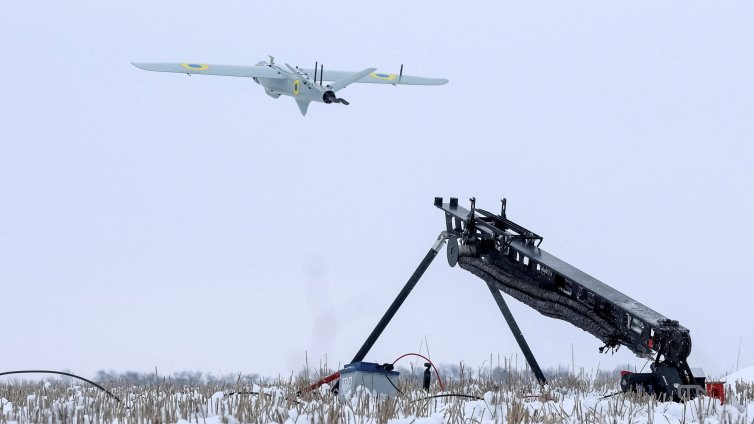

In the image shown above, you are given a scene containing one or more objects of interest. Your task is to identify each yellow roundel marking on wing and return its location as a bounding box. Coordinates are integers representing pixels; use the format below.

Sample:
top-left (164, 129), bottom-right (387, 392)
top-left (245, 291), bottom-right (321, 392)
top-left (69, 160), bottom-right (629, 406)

top-left (370, 72), bottom-right (398, 81)
top-left (293, 79), bottom-right (300, 95)
top-left (180, 63), bottom-right (210, 71)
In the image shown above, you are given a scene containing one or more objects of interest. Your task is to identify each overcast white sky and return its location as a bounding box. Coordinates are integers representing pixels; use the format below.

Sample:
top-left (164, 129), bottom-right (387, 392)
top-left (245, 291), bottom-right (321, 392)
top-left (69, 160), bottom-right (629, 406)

top-left (2, 1), bottom-right (753, 381)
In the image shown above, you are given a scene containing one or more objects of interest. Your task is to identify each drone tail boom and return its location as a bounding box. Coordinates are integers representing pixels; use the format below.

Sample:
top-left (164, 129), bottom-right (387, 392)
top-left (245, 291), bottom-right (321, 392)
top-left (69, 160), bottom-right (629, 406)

top-left (329, 68), bottom-right (377, 92)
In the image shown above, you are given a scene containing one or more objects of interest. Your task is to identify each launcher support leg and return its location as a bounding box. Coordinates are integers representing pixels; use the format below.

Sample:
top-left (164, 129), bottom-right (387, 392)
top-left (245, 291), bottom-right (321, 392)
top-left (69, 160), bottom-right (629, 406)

top-left (487, 283), bottom-right (548, 386)
top-left (349, 232), bottom-right (448, 364)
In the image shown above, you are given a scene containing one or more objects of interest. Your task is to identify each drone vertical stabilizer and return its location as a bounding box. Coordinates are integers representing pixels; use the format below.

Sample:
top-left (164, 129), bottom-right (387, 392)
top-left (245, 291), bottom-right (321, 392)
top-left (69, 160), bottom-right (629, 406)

top-left (295, 99), bottom-right (311, 116)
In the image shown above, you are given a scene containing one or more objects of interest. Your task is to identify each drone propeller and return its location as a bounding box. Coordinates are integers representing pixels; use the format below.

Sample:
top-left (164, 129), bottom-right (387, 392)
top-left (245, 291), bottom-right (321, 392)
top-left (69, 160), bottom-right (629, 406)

top-left (322, 90), bottom-right (349, 105)
top-left (321, 67), bottom-right (376, 106)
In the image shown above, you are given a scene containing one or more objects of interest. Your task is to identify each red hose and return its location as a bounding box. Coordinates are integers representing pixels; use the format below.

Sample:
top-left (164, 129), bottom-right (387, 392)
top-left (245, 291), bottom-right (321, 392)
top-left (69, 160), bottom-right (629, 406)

top-left (300, 371), bottom-right (340, 393)
top-left (392, 353), bottom-right (445, 391)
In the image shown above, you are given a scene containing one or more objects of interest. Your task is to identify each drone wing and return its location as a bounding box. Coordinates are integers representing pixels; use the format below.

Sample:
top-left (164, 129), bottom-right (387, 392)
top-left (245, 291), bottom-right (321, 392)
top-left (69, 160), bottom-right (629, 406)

top-left (131, 63), bottom-right (285, 79)
top-left (299, 68), bottom-right (448, 85)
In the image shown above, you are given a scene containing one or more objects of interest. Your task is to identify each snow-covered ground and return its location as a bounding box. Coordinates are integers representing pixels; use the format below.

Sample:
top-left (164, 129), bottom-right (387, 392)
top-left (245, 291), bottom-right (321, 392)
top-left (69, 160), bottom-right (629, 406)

top-left (725, 364), bottom-right (754, 385)
top-left (2, 368), bottom-right (754, 423)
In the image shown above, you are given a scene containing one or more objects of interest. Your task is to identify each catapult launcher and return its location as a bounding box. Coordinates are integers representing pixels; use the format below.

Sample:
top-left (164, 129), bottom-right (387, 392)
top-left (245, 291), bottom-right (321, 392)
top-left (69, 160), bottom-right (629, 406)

top-left (345, 197), bottom-right (705, 401)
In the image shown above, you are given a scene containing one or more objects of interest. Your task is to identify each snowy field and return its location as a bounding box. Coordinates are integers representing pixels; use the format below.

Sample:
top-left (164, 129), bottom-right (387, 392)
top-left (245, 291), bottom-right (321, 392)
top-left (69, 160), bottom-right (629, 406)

top-left (2, 366), bottom-right (753, 423)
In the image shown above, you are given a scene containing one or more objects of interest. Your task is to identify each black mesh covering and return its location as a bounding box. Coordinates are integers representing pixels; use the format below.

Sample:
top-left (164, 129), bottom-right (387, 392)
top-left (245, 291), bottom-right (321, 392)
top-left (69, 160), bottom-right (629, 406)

top-left (458, 255), bottom-right (622, 345)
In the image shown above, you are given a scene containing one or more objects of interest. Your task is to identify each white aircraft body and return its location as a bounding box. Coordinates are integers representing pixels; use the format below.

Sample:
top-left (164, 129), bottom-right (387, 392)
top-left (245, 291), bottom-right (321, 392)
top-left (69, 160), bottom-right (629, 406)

top-left (132, 56), bottom-right (448, 116)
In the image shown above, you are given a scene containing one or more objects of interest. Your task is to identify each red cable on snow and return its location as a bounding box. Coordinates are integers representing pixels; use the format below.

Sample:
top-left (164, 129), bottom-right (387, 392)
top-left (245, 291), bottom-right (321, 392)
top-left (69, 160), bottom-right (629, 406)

top-left (392, 353), bottom-right (445, 391)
